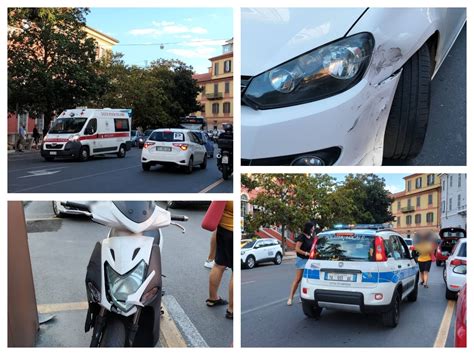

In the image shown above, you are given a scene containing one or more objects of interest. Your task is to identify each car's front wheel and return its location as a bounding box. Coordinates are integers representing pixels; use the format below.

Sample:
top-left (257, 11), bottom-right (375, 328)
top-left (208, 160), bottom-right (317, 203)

top-left (383, 43), bottom-right (431, 161)
top-left (245, 255), bottom-right (256, 269)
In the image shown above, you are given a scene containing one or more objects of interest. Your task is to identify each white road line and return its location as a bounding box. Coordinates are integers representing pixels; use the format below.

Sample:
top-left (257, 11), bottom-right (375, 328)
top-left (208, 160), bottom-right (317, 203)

top-left (241, 297), bottom-right (289, 316)
top-left (11, 164), bottom-right (142, 192)
top-left (241, 281), bottom-right (256, 285)
top-left (9, 165), bottom-right (68, 173)
top-left (162, 295), bottom-right (209, 348)
top-left (199, 178), bottom-right (225, 193)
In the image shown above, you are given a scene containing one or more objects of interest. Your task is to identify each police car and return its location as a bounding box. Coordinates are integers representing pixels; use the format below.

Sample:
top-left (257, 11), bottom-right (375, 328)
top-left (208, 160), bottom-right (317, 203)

top-left (300, 225), bottom-right (418, 327)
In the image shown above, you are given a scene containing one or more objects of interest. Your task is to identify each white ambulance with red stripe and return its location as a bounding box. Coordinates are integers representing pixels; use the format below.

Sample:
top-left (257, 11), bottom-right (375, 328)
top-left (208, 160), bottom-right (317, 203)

top-left (41, 108), bottom-right (132, 161)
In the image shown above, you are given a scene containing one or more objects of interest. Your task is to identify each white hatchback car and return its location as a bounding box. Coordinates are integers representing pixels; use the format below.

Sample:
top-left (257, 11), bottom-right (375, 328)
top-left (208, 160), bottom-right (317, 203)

top-left (444, 238), bottom-right (466, 300)
top-left (241, 8), bottom-right (466, 165)
top-left (141, 129), bottom-right (207, 173)
top-left (300, 227), bottom-right (417, 327)
top-left (241, 239), bottom-right (283, 269)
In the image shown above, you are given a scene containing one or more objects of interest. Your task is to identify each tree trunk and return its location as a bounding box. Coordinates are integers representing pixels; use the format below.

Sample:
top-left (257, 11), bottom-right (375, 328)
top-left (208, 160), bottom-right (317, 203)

top-left (281, 224), bottom-right (286, 256)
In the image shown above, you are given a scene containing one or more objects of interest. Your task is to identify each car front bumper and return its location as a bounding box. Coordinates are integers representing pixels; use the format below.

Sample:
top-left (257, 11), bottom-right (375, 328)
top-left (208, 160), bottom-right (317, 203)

top-left (241, 71), bottom-right (401, 166)
top-left (41, 141), bottom-right (82, 158)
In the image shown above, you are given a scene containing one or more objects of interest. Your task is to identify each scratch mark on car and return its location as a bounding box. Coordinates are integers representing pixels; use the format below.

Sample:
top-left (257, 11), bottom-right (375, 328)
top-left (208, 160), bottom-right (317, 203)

top-left (347, 116), bottom-right (360, 132)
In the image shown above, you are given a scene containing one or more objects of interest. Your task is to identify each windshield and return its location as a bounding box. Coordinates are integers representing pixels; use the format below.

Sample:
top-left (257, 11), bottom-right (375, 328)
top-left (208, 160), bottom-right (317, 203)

top-left (49, 117), bottom-right (87, 134)
top-left (149, 131), bottom-right (185, 142)
top-left (242, 240), bottom-right (256, 249)
top-left (144, 129), bottom-right (154, 136)
top-left (440, 230), bottom-right (465, 238)
top-left (315, 234), bottom-right (375, 261)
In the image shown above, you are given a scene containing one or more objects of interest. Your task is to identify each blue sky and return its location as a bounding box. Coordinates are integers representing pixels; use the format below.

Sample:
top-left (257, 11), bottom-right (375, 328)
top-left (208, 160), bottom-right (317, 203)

top-left (329, 174), bottom-right (407, 194)
top-left (86, 8), bottom-right (233, 73)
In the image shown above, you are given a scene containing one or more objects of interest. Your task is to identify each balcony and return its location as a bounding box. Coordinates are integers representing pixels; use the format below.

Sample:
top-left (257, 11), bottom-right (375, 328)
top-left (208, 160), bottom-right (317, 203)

top-left (206, 92), bottom-right (223, 100)
top-left (457, 204), bottom-right (467, 216)
top-left (401, 206), bottom-right (415, 213)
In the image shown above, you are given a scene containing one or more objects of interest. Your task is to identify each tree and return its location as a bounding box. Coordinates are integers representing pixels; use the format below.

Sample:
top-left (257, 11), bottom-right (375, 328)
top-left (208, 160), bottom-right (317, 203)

top-left (8, 8), bottom-right (106, 129)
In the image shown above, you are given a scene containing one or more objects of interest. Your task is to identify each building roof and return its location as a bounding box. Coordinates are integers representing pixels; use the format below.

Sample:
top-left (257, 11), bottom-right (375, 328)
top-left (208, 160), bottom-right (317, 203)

top-left (193, 72), bottom-right (212, 82)
top-left (84, 25), bottom-right (119, 45)
top-left (209, 52), bottom-right (233, 61)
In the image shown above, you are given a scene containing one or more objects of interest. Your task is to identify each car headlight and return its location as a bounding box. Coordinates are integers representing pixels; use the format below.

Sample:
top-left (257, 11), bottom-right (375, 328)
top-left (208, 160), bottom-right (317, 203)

top-left (241, 250), bottom-right (246, 255)
top-left (106, 260), bottom-right (147, 312)
top-left (68, 134), bottom-right (80, 141)
top-left (242, 32), bottom-right (374, 110)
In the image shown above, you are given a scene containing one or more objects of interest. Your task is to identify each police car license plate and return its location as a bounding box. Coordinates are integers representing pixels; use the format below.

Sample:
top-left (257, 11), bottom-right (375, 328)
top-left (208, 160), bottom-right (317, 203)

top-left (325, 273), bottom-right (356, 282)
top-left (222, 156), bottom-right (229, 164)
top-left (50, 151), bottom-right (57, 155)
top-left (156, 146), bottom-right (171, 152)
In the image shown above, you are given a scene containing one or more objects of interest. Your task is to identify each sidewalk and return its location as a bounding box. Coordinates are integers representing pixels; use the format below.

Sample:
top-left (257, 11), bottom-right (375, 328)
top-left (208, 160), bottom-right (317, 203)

top-left (284, 251), bottom-right (296, 260)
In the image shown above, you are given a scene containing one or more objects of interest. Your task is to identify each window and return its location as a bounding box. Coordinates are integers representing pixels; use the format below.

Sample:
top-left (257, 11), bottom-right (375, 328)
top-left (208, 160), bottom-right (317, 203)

top-left (214, 83), bottom-right (219, 94)
top-left (407, 198), bottom-right (411, 208)
top-left (442, 200), bottom-right (445, 213)
top-left (406, 215), bottom-right (412, 225)
top-left (389, 236), bottom-right (404, 260)
top-left (241, 194), bottom-right (249, 217)
top-left (458, 174), bottom-right (462, 187)
top-left (223, 102), bottom-right (231, 114)
top-left (449, 198), bottom-right (452, 211)
top-left (426, 212), bottom-right (434, 223)
top-left (397, 217), bottom-right (400, 227)
top-left (201, 85), bottom-right (206, 94)
top-left (416, 177), bottom-right (422, 189)
top-left (224, 60), bottom-right (232, 73)
top-left (427, 174), bottom-right (435, 186)
top-left (442, 180), bottom-right (445, 191)
top-left (212, 103), bottom-right (219, 114)
top-left (415, 214), bottom-right (421, 224)
top-left (114, 118), bottom-right (129, 132)
top-left (397, 201), bottom-right (401, 211)
top-left (428, 194), bottom-right (433, 205)
top-left (407, 180), bottom-right (412, 192)
top-left (225, 82), bottom-right (230, 94)
top-left (416, 196), bottom-right (421, 208)
top-left (214, 62), bottom-right (219, 75)
top-left (449, 175), bottom-right (453, 187)
top-left (458, 194), bottom-right (461, 209)
top-left (85, 118), bottom-right (97, 135)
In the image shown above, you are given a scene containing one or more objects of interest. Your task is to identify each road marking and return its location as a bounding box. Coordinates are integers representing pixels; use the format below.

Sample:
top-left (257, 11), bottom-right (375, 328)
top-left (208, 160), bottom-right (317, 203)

top-left (199, 178), bottom-right (225, 193)
top-left (19, 169), bottom-right (63, 178)
top-left (241, 281), bottom-right (256, 285)
top-left (11, 164), bottom-right (142, 192)
top-left (37, 302), bottom-right (88, 313)
top-left (242, 297), bottom-right (289, 316)
top-left (160, 303), bottom-right (188, 347)
top-left (9, 165), bottom-right (68, 173)
top-left (433, 300), bottom-right (456, 347)
top-left (162, 295), bottom-right (209, 347)
top-left (26, 217), bottom-right (59, 222)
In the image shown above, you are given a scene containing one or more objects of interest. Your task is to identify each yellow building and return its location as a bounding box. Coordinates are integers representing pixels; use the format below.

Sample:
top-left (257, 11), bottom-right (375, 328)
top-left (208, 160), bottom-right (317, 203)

top-left (193, 38), bottom-right (233, 129)
top-left (390, 174), bottom-right (441, 237)
top-left (84, 25), bottom-right (119, 60)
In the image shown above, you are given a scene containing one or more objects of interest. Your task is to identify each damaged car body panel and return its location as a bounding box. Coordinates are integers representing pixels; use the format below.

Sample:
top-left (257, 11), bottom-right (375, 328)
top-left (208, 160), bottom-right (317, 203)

top-left (241, 7), bottom-right (466, 166)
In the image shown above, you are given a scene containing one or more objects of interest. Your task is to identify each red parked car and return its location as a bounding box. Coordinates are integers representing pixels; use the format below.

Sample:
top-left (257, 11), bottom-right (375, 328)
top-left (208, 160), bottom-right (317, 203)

top-left (455, 284), bottom-right (466, 347)
top-left (435, 227), bottom-right (466, 266)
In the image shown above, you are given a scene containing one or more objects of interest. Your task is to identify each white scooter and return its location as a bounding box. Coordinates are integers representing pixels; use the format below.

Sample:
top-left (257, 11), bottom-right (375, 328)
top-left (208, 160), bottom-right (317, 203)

top-left (61, 201), bottom-right (187, 347)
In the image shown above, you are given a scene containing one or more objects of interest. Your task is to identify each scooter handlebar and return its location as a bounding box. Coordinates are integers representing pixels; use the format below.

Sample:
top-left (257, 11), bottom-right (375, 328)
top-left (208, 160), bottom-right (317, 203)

top-left (171, 215), bottom-right (188, 222)
top-left (61, 201), bottom-right (91, 212)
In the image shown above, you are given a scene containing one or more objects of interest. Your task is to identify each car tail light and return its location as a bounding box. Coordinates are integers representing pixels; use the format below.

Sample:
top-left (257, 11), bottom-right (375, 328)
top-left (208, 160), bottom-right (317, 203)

top-left (144, 142), bottom-right (155, 149)
top-left (451, 259), bottom-right (466, 266)
top-left (302, 288), bottom-right (308, 295)
top-left (309, 236), bottom-right (319, 259)
top-left (374, 236), bottom-right (387, 262)
top-left (173, 143), bottom-right (188, 151)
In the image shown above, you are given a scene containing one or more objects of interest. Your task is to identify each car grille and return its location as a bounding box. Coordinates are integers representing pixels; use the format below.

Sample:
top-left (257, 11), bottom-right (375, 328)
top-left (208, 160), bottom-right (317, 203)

top-left (45, 144), bottom-right (64, 150)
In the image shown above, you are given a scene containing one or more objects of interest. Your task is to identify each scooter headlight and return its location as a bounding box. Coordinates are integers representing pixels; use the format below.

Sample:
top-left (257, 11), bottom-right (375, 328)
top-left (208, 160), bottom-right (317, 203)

top-left (242, 32), bottom-right (374, 109)
top-left (106, 260), bottom-right (147, 312)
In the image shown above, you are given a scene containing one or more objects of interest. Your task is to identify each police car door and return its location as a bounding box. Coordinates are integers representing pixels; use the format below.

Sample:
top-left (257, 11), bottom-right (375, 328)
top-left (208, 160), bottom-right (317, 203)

top-left (389, 235), bottom-right (413, 297)
top-left (396, 235), bottom-right (417, 296)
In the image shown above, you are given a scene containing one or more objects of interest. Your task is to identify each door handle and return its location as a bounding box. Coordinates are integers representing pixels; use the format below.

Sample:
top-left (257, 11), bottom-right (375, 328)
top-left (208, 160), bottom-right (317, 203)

top-left (398, 265), bottom-right (402, 269)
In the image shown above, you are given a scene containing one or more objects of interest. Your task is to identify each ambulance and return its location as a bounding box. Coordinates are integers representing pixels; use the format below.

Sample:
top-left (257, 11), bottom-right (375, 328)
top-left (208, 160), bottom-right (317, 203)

top-left (41, 108), bottom-right (132, 161)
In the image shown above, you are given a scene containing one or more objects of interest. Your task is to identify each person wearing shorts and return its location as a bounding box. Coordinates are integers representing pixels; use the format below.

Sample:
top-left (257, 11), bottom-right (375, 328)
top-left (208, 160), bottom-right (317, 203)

top-left (414, 231), bottom-right (436, 288)
top-left (287, 221), bottom-right (315, 305)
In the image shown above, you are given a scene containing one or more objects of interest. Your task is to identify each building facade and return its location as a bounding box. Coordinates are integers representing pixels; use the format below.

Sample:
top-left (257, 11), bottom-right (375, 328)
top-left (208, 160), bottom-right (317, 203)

top-left (439, 174), bottom-right (467, 229)
top-left (193, 39), bottom-right (233, 129)
top-left (390, 173), bottom-right (441, 238)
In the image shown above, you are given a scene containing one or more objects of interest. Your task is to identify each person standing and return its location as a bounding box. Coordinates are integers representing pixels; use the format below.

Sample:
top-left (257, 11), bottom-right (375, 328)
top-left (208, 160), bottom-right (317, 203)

top-left (32, 126), bottom-right (40, 149)
top-left (287, 222), bottom-right (315, 305)
top-left (414, 231), bottom-right (436, 288)
top-left (202, 201), bottom-right (233, 319)
top-left (16, 124), bottom-right (26, 152)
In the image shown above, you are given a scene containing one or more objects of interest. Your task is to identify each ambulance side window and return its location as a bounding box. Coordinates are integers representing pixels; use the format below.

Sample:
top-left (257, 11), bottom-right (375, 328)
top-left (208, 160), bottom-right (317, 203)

top-left (114, 119), bottom-right (130, 132)
top-left (85, 118), bottom-right (97, 135)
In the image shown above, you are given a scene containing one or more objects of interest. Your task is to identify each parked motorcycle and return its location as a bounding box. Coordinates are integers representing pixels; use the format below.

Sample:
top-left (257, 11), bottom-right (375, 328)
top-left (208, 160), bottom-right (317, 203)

top-left (61, 201), bottom-right (188, 347)
top-left (216, 124), bottom-right (233, 180)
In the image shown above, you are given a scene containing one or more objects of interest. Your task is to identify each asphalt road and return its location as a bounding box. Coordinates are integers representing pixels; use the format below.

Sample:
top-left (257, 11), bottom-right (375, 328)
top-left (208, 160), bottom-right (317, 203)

top-left (384, 25), bottom-right (466, 166)
top-left (8, 146), bottom-right (233, 193)
top-left (24, 201), bottom-right (232, 347)
top-left (241, 259), bottom-right (456, 347)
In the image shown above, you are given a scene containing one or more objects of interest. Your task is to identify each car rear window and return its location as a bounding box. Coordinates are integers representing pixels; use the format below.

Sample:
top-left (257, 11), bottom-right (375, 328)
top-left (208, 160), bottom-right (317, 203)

top-left (315, 234), bottom-right (375, 261)
top-left (149, 131), bottom-right (185, 142)
top-left (441, 230), bottom-right (465, 238)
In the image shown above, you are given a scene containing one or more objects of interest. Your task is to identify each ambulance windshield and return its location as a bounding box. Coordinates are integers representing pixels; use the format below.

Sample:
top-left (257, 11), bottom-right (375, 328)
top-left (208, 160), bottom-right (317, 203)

top-left (49, 117), bottom-right (87, 134)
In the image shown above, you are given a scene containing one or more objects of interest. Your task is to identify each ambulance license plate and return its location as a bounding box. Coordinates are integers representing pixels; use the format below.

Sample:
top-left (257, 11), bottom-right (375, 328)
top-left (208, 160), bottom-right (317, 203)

top-left (222, 156), bottom-right (229, 164)
top-left (156, 146), bottom-right (171, 152)
top-left (50, 151), bottom-right (57, 155)
top-left (325, 273), bottom-right (356, 282)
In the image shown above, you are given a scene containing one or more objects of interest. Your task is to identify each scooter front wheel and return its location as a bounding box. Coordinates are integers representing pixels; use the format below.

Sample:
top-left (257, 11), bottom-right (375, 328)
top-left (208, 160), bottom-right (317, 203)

top-left (222, 164), bottom-right (231, 180)
top-left (99, 316), bottom-right (127, 347)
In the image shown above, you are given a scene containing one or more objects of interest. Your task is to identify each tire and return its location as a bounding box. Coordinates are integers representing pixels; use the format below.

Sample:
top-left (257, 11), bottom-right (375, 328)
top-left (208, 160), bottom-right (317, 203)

top-left (436, 260), bottom-right (442, 267)
top-left (79, 146), bottom-right (90, 162)
top-left (117, 144), bottom-right (126, 158)
top-left (302, 299), bottom-right (322, 319)
top-left (142, 163), bottom-right (151, 171)
top-left (185, 156), bottom-right (193, 174)
top-left (445, 287), bottom-right (457, 300)
top-left (52, 201), bottom-right (64, 218)
top-left (407, 276), bottom-right (418, 302)
top-left (245, 255), bottom-right (256, 269)
top-left (382, 292), bottom-right (400, 327)
top-left (383, 43), bottom-right (431, 161)
top-left (44, 156), bottom-right (55, 162)
top-left (99, 316), bottom-right (127, 347)
top-left (222, 164), bottom-right (230, 180)
top-left (200, 154), bottom-right (207, 169)
top-left (273, 252), bottom-right (282, 265)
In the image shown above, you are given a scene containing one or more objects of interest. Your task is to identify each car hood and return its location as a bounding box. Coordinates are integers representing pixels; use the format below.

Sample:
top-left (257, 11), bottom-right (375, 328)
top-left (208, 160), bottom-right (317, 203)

top-left (242, 8), bottom-right (367, 76)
